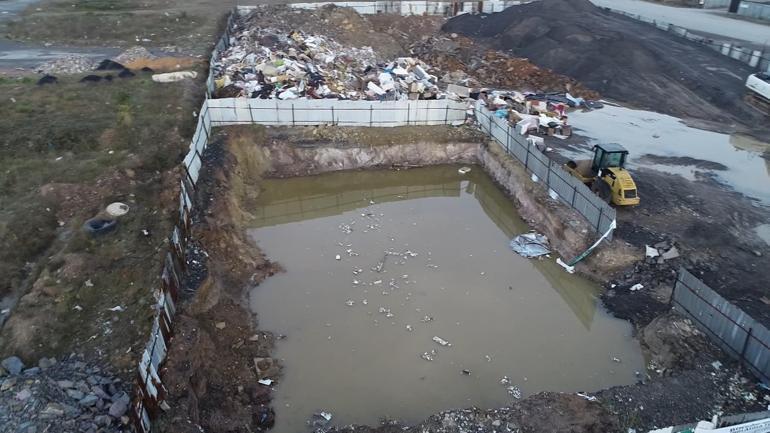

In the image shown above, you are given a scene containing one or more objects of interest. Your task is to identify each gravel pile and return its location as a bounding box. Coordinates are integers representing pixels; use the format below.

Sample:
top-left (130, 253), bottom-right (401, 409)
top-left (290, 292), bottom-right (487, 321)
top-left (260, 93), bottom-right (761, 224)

top-left (35, 55), bottom-right (97, 75)
top-left (0, 355), bottom-right (131, 433)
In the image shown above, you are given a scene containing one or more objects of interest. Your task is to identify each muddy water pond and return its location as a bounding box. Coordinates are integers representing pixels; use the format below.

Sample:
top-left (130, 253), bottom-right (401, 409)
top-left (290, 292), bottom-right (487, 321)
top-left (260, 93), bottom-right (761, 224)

top-left (248, 165), bottom-right (644, 431)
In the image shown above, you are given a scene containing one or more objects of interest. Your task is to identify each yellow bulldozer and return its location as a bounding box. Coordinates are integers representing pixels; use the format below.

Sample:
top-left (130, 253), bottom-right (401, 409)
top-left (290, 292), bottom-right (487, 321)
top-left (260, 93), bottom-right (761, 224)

top-left (564, 143), bottom-right (639, 206)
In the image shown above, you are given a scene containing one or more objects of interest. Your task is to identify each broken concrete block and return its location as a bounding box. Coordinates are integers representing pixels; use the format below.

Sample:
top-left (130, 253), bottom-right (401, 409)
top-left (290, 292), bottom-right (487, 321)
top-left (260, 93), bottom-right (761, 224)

top-left (662, 246), bottom-right (680, 261)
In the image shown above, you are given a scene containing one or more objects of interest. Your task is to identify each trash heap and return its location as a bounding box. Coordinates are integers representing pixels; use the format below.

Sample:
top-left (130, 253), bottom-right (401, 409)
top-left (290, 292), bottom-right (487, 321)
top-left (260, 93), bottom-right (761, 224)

top-left (477, 89), bottom-right (604, 138)
top-left (212, 27), bottom-right (444, 100)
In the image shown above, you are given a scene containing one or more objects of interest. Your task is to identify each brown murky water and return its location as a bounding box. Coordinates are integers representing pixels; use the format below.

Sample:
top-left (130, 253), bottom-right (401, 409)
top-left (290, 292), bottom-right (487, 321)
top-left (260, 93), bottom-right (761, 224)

top-left (248, 165), bottom-right (644, 432)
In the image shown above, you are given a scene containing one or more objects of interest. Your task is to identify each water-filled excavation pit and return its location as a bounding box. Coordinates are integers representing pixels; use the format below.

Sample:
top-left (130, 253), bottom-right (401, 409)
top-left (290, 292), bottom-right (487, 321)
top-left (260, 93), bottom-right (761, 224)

top-left (248, 165), bottom-right (643, 431)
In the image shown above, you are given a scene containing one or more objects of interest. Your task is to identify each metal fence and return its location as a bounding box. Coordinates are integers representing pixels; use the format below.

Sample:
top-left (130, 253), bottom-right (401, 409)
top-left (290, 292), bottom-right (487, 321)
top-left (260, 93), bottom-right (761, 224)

top-left (672, 268), bottom-right (770, 385)
top-left (474, 101), bottom-right (616, 238)
top-left (738, 1), bottom-right (770, 20)
top-left (605, 7), bottom-right (770, 73)
top-left (702, 0), bottom-right (731, 8)
top-left (206, 97), bottom-right (467, 127)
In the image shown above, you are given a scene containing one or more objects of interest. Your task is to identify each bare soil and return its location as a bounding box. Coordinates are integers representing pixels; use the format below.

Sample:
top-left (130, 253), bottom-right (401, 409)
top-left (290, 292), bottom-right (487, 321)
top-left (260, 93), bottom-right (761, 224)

top-left (0, 73), bottom-right (204, 374)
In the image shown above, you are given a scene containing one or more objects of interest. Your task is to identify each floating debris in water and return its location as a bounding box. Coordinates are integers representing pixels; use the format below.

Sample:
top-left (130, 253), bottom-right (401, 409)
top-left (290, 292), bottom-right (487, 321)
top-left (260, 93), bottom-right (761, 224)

top-left (421, 315), bottom-right (434, 323)
top-left (421, 350), bottom-right (437, 362)
top-left (405, 325), bottom-right (414, 332)
top-left (432, 336), bottom-right (452, 347)
top-left (345, 299), bottom-right (355, 307)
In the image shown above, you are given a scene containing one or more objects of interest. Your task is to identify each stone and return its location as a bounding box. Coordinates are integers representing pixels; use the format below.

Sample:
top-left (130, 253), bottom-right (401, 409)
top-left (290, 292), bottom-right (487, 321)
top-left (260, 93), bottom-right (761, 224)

top-left (67, 389), bottom-right (85, 400)
top-left (1, 356), bottom-right (25, 375)
top-left (92, 384), bottom-right (110, 399)
top-left (95, 415), bottom-right (112, 427)
top-left (1, 376), bottom-right (18, 391)
top-left (16, 388), bottom-right (32, 401)
top-left (22, 367), bottom-right (41, 376)
top-left (109, 392), bottom-right (130, 418)
top-left (215, 321), bottom-right (227, 329)
top-left (40, 403), bottom-right (65, 418)
top-left (662, 246), bottom-right (680, 261)
top-left (79, 394), bottom-right (100, 407)
top-left (38, 357), bottom-right (57, 369)
top-left (492, 420), bottom-right (502, 427)
top-left (57, 380), bottom-right (75, 389)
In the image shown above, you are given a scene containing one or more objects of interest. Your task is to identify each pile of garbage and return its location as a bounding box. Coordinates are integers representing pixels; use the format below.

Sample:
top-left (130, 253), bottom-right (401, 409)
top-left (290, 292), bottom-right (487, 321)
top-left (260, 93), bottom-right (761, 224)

top-left (212, 27), bottom-right (444, 100)
top-left (478, 89), bottom-right (597, 137)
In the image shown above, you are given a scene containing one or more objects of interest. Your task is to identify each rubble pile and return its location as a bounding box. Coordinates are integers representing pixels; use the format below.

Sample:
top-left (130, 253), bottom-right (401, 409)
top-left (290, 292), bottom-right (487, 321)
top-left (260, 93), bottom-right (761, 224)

top-left (212, 26), bottom-right (445, 101)
top-left (36, 55), bottom-right (97, 75)
top-left (409, 35), bottom-right (599, 98)
top-left (0, 354), bottom-right (131, 433)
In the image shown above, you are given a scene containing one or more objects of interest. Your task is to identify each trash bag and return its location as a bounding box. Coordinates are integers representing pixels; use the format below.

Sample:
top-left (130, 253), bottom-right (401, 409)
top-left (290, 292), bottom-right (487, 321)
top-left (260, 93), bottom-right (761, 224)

top-left (36, 74), bottom-right (58, 86)
top-left (83, 218), bottom-right (117, 236)
top-left (510, 233), bottom-right (551, 258)
top-left (96, 59), bottom-right (126, 71)
top-left (80, 75), bottom-right (102, 83)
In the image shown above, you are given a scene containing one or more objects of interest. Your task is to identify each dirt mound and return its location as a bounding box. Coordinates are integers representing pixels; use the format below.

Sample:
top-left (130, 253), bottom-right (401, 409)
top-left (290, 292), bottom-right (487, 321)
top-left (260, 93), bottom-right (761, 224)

top-left (443, 0), bottom-right (768, 137)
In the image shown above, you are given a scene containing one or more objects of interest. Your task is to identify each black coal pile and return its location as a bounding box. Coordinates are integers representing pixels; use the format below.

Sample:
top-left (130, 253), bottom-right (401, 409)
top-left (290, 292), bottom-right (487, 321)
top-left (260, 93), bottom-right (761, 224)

top-left (443, 0), bottom-right (767, 136)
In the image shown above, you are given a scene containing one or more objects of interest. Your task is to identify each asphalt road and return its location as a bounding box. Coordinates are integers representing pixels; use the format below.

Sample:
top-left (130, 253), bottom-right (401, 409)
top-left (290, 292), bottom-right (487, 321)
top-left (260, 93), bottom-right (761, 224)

top-left (590, 0), bottom-right (770, 45)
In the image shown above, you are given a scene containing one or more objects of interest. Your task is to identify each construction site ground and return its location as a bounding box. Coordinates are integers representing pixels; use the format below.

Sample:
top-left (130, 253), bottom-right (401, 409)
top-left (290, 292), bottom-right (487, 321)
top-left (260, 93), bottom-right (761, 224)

top-left (0, 1), bottom-right (769, 433)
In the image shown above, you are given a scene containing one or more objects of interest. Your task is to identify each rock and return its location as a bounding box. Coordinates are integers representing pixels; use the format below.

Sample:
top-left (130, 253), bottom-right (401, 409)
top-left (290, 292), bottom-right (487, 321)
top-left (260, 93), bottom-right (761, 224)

top-left (662, 246), bottom-right (680, 261)
top-left (1, 356), bottom-right (25, 375)
top-left (91, 385), bottom-right (110, 399)
top-left (79, 394), bottom-right (100, 407)
top-left (492, 420), bottom-right (502, 427)
top-left (95, 415), bottom-right (112, 427)
top-left (215, 321), bottom-right (227, 329)
top-left (38, 357), bottom-right (57, 369)
top-left (57, 380), bottom-right (75, 389)
top-left (1, 377), bottom-right (17, 391)
top-left (16, 388), bottom-right (32, 401)
top-left (23, 367), bottom-right (41, 376)
top-left (40, 403), bottom-right (65, 418)
top-left (109, 392), bottom-right (130, 418)
top-left (67, 389), bottom-right (85, 400)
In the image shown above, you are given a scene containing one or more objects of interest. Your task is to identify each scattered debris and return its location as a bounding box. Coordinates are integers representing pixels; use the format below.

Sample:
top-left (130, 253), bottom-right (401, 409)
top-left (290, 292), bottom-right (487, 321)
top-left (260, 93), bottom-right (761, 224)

top-left (152, 71), bottom-right (198, 83)
top-left (432, 336), bottom-right (452, 347)
top-left (458, 166), bottom-right (471, 174)
top-left (509, 233), bottom-right (551, 258)
top-left (258, 379), bottom-right (274, 386)
top-left (421, 350), bottom-right (437, 362)
top-left (629, 284), bottom-right (644, 292)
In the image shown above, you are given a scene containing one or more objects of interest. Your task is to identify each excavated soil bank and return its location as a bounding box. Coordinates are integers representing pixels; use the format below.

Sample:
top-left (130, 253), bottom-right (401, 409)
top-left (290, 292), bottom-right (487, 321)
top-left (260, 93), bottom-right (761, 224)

top-left (443, 0), bottom-right (770, 139)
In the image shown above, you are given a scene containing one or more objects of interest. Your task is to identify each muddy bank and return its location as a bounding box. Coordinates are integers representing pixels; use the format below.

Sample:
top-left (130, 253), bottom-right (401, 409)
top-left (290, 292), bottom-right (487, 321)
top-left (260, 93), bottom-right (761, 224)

top-left (443, 0), bottom-right (770, 139)
top-left (159, 131), bottom-right (281, 433)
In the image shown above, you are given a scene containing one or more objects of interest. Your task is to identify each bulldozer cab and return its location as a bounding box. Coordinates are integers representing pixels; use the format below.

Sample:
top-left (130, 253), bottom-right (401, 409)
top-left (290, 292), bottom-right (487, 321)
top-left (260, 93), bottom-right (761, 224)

top-left (592, 143), bottom-right (628, 172)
